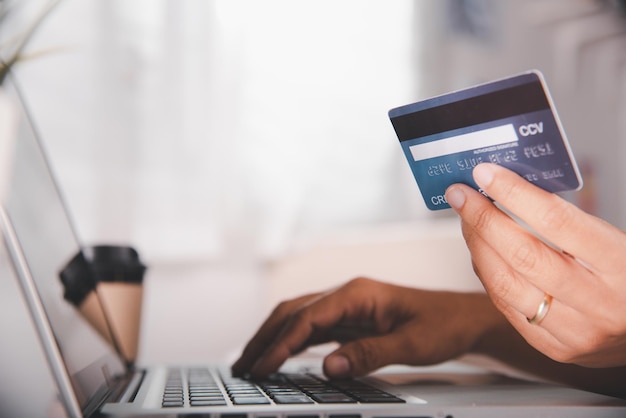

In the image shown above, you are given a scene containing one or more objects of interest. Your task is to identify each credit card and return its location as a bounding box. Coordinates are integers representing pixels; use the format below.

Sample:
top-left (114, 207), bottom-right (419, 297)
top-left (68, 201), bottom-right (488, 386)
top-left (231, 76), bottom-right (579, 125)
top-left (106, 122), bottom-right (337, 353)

top-left (388, 70), bottom-right (582, 210)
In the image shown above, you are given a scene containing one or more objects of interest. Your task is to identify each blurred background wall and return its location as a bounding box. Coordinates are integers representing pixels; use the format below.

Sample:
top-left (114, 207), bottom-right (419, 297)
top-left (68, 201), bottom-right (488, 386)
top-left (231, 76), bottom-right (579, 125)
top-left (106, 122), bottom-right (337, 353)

top-left (2, 0), bottom-right (626, 266)
top-left (2, 0), bottom-right (423, 265)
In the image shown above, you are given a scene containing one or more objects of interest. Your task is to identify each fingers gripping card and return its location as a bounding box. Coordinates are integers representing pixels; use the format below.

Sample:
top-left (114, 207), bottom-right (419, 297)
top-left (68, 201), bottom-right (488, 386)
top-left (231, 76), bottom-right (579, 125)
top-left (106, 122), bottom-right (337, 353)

top-left (388, 70), bottom-right (582, 210)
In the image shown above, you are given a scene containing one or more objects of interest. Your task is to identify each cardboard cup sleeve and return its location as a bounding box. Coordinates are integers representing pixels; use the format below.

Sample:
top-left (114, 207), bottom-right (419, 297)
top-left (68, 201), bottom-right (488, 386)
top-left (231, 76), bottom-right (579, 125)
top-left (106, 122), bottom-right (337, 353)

top-left (60, 245), bottom-right (146, 368)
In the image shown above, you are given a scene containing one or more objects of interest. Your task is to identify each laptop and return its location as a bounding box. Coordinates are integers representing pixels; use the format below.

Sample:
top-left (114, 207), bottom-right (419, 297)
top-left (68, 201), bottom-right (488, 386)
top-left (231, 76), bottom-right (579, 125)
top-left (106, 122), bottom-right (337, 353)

top-left (2, 74), bottom-right (626, 418)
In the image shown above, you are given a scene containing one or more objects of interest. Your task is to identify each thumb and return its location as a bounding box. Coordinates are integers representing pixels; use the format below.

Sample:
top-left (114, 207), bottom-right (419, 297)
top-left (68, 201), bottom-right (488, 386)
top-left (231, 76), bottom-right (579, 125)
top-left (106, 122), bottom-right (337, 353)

top-left (323, 334), bottom-right (407, 378)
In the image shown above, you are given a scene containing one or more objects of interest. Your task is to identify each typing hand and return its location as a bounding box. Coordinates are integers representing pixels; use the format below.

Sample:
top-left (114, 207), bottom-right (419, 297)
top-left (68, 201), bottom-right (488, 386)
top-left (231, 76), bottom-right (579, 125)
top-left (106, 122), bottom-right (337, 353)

top-left (446, 163), bottom-right (626, 367)
top-left (231, 278), bottom-right (501, 379)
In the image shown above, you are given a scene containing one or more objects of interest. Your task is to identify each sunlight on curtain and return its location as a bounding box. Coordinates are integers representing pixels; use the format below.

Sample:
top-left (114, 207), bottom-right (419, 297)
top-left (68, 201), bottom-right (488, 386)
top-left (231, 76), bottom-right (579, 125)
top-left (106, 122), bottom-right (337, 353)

top-left (14, 0), bottom-right (427, 263)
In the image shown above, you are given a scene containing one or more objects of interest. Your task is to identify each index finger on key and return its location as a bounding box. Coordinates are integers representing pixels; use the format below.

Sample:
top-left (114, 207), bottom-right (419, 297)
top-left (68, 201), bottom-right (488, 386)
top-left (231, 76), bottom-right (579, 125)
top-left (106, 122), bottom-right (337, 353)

top-left (247, 288), bottom-right (368, 377)
top-left (232, 293), bottom-right (320, 376)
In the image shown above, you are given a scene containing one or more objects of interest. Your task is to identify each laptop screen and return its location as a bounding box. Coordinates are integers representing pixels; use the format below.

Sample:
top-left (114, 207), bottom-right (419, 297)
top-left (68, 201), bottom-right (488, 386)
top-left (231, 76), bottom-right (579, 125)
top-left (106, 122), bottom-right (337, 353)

top-left (0, 76), bottom-right (126, 412)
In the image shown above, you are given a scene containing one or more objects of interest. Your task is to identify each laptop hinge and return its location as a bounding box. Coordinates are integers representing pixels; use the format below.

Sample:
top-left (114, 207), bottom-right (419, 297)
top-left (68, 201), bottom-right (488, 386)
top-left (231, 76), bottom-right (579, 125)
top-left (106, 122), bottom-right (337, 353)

top-left (83, 370), bottom-right (144, 417)
top-left (118, 370), bottom-right (145, 403)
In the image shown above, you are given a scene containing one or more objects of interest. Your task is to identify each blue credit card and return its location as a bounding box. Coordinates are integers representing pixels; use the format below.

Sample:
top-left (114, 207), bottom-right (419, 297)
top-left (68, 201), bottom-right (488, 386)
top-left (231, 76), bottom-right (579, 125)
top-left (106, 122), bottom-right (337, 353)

top-left (388, 70), bottom-right (582, 210)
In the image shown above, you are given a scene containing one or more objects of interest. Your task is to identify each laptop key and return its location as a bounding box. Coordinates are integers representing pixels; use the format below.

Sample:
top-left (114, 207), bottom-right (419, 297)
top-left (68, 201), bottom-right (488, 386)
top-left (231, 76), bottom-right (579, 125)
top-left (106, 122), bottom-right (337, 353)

top-left (191, 396), bottom-right (226, 402)
top-left (189, 399), bottom-right (226, 406)
top-left (272, 395), bottom-right (315, 404)
top-left (231, 396), bottom-right (271, 405)
top-left (162, 400), bottom-right (184, 407)
top-left (309, 393), bottom-right (357, 403)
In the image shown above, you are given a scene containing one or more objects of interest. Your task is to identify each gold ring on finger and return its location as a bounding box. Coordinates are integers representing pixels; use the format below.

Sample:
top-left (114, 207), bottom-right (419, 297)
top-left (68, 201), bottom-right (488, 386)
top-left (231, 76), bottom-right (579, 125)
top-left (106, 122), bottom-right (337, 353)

top-left (527, 293), bottom-right (553, 326)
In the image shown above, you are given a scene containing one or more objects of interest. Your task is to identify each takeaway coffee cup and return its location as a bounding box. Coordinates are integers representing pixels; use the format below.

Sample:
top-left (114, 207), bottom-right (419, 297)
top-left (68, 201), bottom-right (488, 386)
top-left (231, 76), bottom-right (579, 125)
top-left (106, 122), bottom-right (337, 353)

top-left (60, 245), bottom-right (146, 368)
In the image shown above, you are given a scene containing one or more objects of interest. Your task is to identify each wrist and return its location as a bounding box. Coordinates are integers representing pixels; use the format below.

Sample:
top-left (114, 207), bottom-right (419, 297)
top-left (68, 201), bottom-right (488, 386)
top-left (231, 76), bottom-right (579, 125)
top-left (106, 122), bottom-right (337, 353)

top-left (466, 293), bottom-right (515, 357)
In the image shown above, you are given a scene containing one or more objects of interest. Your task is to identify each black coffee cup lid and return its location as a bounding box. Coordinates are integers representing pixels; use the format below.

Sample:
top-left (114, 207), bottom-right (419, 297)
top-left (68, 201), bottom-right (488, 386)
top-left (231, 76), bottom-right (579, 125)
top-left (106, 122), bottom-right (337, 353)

top-left (59, 245), bottom-right (147, 305)
top-left (59, 251), bottom-right (96, 306)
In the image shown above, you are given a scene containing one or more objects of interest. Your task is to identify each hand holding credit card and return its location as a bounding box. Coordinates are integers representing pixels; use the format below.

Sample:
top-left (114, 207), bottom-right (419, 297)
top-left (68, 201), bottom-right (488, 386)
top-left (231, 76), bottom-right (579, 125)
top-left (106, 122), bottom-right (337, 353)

top-left (388, 70), bottom-right (582, 210)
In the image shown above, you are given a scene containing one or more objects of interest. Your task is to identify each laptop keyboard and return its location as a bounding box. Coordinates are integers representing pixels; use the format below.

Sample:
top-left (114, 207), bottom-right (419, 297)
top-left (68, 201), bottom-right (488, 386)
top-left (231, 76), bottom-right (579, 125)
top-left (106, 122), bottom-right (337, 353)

top-left (162, 367), bottom-right (405, 408)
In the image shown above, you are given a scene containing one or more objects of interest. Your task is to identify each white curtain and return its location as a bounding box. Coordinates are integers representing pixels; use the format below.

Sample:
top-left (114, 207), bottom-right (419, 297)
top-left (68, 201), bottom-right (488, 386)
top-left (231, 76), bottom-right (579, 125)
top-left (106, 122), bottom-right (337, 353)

top-left (10, 0), bottom-right (429, 263)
